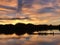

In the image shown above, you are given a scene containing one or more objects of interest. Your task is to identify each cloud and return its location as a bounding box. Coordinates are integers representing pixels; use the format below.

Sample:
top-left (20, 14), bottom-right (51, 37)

top-left (0, 5), bottom-right (16, 10)
top-left (0, 0), bottom-right (60, 25)
top-left (37, 7), bottom-right (54, 13)
top-left (23, 0), bottom-right (34, 8)
top-left (0, 0), bottom-right (17, 7)
top-left (39, 0), bottom-right (55, 5)
top-left (17, 0), bottom-right (22, 12)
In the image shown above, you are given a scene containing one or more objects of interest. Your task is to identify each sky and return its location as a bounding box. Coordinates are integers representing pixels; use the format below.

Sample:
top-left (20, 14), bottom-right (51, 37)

top-left (0, 0), bottom-right (60, 25)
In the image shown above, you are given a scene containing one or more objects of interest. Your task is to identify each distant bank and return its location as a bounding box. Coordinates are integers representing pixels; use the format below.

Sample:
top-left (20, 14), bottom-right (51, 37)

top-left (0, 23), bottom-right (60, 35)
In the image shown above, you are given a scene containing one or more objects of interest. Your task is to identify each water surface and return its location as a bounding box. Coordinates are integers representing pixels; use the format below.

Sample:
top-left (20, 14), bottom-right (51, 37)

top-left (0, 30), bottom-right (60, 45)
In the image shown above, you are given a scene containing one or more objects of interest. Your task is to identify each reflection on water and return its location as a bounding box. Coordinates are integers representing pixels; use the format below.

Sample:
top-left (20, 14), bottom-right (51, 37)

top-left (0, 30), bottom-right (60, 45)
top-left (38, 30), bottom-right (60, 33)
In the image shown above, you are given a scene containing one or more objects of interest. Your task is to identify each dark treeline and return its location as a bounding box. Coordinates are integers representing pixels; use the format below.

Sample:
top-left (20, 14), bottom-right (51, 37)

top-left (0, 23), bottom-right (60, 35)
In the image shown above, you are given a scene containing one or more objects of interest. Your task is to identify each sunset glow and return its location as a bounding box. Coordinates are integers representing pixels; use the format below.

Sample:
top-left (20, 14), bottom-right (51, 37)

top-left (0, 0), bottom-right (60, 25)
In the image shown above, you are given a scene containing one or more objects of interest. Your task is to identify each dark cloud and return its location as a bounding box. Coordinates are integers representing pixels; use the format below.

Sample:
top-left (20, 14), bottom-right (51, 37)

top-left (54, 5), bottom-right (60, 9)
top-left (37, 7), bottom-right (54, 13)
top-left (0, 17), bottom-right (31, 20)
top-left (17, 0), bottom-right (22, 13)
top-left (23, 0), bottom-right (34, 8)
top-left (39, 0), bottom-right (55, 5)
top-left (0, 5), bottom-right (16, 10)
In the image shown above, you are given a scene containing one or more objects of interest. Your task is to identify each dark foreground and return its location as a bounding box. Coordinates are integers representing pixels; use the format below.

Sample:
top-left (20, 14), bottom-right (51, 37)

top-left (0, 23), bottom-right (60, 35)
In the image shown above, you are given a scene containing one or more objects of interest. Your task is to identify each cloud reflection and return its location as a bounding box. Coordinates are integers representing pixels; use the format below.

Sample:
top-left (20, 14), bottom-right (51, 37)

top-left (0, 34), bottom-right (60, 45)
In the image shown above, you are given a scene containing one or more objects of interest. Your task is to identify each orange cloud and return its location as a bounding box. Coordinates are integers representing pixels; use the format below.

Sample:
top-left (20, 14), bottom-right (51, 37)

top-left (0, 0), bottom-right (17, 7)
top-left (0, 0), bottom-right (60, 25)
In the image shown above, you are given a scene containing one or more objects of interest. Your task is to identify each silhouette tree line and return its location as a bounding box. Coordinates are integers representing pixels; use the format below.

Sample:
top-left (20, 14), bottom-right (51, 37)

top-left (0, 23), bottom-right (60, 35)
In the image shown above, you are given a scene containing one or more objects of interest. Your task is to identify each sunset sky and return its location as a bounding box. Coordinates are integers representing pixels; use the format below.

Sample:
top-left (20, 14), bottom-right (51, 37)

top-left (0, 0), bottom-right (60, 25)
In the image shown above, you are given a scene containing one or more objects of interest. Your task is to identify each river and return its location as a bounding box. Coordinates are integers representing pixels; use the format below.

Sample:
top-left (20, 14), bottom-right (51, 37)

top-left (0, 30), bottom-right (60, 45)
